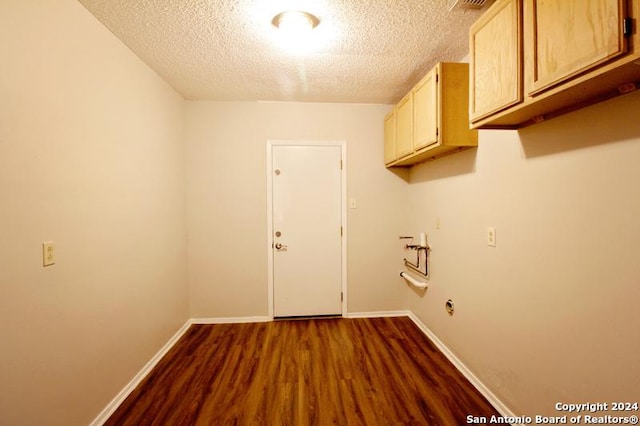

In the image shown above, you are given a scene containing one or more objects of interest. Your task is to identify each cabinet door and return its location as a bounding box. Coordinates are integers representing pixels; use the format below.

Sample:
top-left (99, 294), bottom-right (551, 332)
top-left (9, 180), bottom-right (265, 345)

top-left (413, 68), bottom-right (438, 151)
top-left (527, 0), bottom-right (627, 95)
top-left (395, 93), bottom-right (413, 159)
top-left (383, 109), bottom-right (396, 165)
top-left (469, 0), bottom-right (522, 122)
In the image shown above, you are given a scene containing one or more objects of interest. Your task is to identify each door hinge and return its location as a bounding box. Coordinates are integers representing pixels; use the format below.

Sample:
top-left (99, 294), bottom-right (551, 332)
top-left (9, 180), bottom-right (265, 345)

top-left (623, 17), bottom-right (632, 37)
top-left (436, 73), bottom-right (439, 83)
top-left (340, 226), bottom-right (343, 236)
top-left (436, 127), bottom-right (439, 136)
top-left (341, 292), bottom-right (343, 302)
top-left (340, 160), bottom-right (343, 170)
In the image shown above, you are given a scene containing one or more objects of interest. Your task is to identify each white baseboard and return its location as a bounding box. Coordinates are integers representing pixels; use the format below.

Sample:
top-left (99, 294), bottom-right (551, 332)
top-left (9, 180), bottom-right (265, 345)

top-left (91, 312), bottom-right (513, 424)
top-left (89, 319), bottom-right (193, 426)
top-left (191, 316), bottom-right (271, 324)
top-left (345, 310), bottom-right (410, 318)
top-left (406, 311), bottom-right (515, 419)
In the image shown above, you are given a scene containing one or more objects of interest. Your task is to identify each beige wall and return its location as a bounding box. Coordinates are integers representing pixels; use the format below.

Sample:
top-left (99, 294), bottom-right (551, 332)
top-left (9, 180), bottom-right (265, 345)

top-left (406, 91), bottom-right (640, 416)
top-left (186, 101), bottom-right (408, 317)
top-left (0, 1), bottom-right (188, 425)
top-left (3, 0), bottom-right (639, 423)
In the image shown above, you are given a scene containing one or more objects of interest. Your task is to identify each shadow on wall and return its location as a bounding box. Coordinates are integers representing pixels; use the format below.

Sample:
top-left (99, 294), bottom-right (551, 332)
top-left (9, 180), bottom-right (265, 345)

top-left (408, 146), bottom-right (478, 183)
top-left (385, 165), bottom-right (411, 183)
top-left (519, 90), bottom-right (640, 158)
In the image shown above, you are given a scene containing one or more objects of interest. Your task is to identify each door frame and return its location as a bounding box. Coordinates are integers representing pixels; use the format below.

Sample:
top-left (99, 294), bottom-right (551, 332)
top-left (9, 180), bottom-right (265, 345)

top-left (266, 139), bottom-right (347, 319)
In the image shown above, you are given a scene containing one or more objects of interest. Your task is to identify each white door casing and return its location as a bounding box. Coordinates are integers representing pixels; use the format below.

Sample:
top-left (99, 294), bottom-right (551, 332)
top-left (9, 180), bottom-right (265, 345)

top-left (267, 140), bottom-right (346, 318)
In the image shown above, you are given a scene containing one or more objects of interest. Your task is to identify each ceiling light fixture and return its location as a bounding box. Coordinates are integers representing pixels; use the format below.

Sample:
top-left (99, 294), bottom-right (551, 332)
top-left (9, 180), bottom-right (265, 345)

top-left (271, 10), bottom-right (320, 33)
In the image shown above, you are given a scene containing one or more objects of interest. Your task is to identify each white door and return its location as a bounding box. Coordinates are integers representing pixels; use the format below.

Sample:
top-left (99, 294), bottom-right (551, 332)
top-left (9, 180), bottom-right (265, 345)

top-left (271, 144), bottom-right (343, 317)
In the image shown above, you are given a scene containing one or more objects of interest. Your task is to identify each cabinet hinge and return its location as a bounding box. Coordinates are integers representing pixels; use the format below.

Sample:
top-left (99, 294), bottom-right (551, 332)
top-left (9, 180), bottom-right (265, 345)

top-left (623, 17), bottom-right (633, 37)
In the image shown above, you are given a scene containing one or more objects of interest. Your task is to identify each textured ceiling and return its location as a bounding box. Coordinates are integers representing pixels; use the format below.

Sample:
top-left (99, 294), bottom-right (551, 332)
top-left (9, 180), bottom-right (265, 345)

top-left (77, 0), bottom-right (489, 104)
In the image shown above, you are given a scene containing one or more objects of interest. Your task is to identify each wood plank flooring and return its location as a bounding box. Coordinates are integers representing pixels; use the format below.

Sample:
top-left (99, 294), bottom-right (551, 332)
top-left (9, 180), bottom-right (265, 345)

top-left (105, 317), bottom-right (501, 425)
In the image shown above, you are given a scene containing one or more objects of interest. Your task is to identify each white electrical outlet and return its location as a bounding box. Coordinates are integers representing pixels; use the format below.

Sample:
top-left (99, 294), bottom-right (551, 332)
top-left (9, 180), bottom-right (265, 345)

top-left (42, 242), bottom-right (56, 266)
top-left (487, 227), bottom-right (496, 247)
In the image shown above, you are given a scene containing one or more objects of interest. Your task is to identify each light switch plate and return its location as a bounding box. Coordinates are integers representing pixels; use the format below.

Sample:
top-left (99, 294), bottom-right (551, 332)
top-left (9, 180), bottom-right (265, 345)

top-left (487, 227), bottom-right (496, 247)
top-left (43, 242), bottom-right (56, 266)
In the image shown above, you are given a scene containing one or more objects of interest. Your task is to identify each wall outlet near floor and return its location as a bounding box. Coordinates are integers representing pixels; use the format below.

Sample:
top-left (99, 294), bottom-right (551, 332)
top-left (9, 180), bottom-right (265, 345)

top-left (42, 242), bottom-right (56, 266)
top-left (487, 227), bottom-right (496, 247)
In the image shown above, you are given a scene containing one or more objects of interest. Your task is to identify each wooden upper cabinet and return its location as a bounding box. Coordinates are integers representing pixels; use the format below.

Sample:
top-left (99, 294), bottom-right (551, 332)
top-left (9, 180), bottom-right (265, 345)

top-left (469, 0), bottom-right (522, 122)
top-left (413, 67), bottom-right (438, 151)
top-left (395, 93), bottom-right (413, 160)
top-left (528, 0), bottom-right (628, 95)
top-left (385, 63), bottom-right (477, 167)
top-left (470, 0), bottom-right (640, 129)
top-left (383, 109), bottom-right (396, 165)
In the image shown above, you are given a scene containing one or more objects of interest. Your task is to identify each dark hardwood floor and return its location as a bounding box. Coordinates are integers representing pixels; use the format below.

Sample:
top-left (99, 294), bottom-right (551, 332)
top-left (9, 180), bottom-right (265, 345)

top-left (105, 316), bottom-right (501, 425)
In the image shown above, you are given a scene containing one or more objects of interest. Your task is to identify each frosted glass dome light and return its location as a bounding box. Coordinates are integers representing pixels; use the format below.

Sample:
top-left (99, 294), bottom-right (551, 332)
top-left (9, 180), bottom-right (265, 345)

top-left (272, 10), bottom-right (320, 34)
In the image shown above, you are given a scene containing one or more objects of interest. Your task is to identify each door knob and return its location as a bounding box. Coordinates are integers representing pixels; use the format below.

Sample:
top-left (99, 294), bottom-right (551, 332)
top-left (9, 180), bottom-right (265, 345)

top-left (274, 242), bottom-right (288, 250)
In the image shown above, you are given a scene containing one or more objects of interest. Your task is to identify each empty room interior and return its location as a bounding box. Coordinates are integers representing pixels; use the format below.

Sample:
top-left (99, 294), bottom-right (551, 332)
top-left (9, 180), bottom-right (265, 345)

top-left (1, 0), bottom-right (639, 425)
